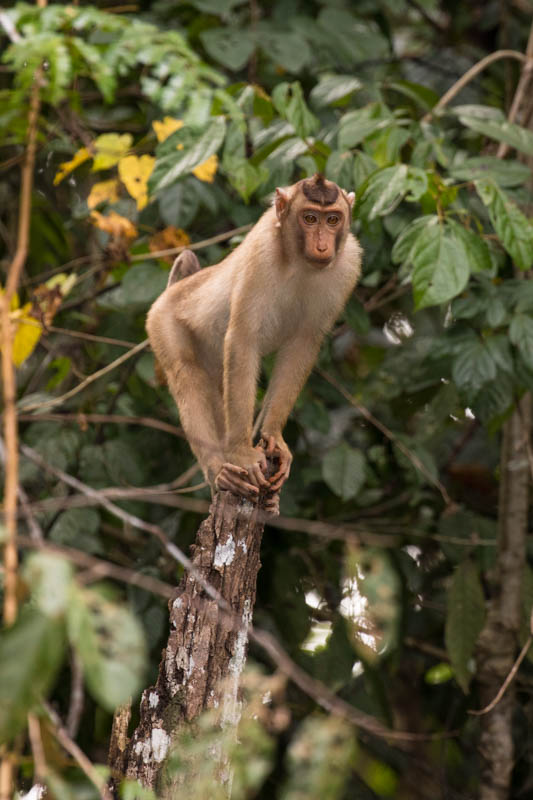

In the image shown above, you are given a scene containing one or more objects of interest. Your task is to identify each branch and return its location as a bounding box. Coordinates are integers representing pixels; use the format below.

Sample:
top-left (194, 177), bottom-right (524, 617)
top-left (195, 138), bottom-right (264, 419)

top-left (132, 224), bottom-right (252, 262)
top-left (422, 49), bottom-right (528, 122)
top-left (470, 635), bottom-right (532, 716)
top-left (497, 25), bottom-right (533, 156)
top-left (44, 704), bottom-right (112, 800)
top-left (20, 339), bottom-right (149, 413)
top-left (18, 412), bottom-right (184, 440)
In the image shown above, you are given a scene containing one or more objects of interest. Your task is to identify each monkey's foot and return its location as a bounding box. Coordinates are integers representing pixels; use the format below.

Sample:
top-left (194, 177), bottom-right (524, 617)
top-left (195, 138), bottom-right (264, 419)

top-left (260, 435), bottom-right (292, 492)
top-left (262, 488), bottom-right (280, 516)
top-left (215, 462), bottom-right (263, 500)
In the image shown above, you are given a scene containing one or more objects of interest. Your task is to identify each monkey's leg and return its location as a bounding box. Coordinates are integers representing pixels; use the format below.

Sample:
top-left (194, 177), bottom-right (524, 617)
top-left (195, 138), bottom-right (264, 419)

top-left (167, 365), bottom-right (261, 500)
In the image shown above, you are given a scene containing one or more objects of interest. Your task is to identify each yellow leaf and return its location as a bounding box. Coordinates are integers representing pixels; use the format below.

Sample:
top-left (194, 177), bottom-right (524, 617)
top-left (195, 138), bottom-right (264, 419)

top-left (149, 227), bottom-right (190, 262)
top-left (192, 154), bottom-right (218, 183)
top-left (12, 305), bottom-right (42, 367)
top-left (92, 133), bottom-right (133, 171)
top-left (54, 147), bottom-right (91, 185)
top-left (87, 179), bottom-right (120, 210)
top-left (153, 117), bottom-right (184, 143)
top-left (118, 155), bottom-right (155, 210)
top-left (0, 287), bottom-right (20, 311)
top-left (90, 210), bottom-right (137, 240)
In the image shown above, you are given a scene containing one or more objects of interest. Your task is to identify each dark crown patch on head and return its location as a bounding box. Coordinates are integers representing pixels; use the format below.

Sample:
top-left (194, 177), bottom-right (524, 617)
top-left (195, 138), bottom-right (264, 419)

top-left (301, 173), bottom-right (339, 206)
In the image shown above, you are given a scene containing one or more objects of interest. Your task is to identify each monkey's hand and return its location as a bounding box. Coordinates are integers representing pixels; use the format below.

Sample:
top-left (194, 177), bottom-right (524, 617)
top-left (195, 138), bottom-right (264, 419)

top-left (260, 434), bottom-right (292, 492)
top-left (215, 445), bottom-right (270, 500)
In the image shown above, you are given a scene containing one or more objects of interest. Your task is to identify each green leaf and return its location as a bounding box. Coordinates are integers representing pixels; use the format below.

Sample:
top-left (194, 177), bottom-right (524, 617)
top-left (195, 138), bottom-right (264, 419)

top-left (272, 82), bottom-right (319, 139)
top-left (223, 157), bottom-right (267, 201)
top-left (391, 215), bottom-right (438, 264)
top-left (120, 780), bottom-right (158, 800)
top-left (322, 444), bottom-right (366, 501)
top-left (49, 508), bottom-right (103, 555)
top-left (150, 118), bottom-right (226, 193)
top-left (257, 29), bottom-right (312, 73)
top-left (411, 224), bottom-right (470, 309)
top-left (338, 104), bottom-right (393, 150)
top-left (281, 716), bottom-right (357, 800)
top-left (445, 561), bottom-right (485, 692)
top-left (200, 28), bottom-right (255, 71)
top-left (449, 156), bottom-right (531, 188)
top-left (325, 151), bottom-right (354, 189)
top-left (310, 75), bottom-right (362, 108)
top-left (446, 219), bottom-right (492, 273)
top-left (68, 586), bottom-right (147, 711)
top-left (475, 179), bottom-right (533, 270)
top-left (471, 371), bottom-right (513, 423)
top-left (451, 334), bottom-right (496, 393)
top-left (386, 80), bottom-right (439, 110)
top-left (344, 296), bottom-right (370, 334)
top-left (0, 610), bottom-right (65, 743)
top-left (100, 263), bottom-right (168, 311)
top-left (24, 553), bottom-right (74, 618)
top-left (456, 106), bottom-right (533, 157)
top-left (510, 314), bottom-right (533, 369)
top-left (425, 663), bottom-right (453, 685)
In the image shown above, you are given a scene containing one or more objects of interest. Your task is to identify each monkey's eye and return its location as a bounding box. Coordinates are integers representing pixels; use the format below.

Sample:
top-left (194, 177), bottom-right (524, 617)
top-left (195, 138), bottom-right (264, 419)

top-left (303, 213), bottom-right (318, 224)
top-left (327, 214), bottom-right (340, 225)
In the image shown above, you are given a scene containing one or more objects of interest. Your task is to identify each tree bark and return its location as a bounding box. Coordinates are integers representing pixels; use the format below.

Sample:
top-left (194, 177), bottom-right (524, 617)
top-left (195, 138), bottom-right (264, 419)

top-left (476, 395), bottom-right (531, 800)
top-left (110, 490), bottom-right (267, 796)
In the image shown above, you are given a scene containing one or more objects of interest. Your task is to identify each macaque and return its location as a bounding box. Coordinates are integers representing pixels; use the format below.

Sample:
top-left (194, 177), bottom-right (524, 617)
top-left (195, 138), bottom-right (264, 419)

top-left (147, 174), bottom-right (362, 509)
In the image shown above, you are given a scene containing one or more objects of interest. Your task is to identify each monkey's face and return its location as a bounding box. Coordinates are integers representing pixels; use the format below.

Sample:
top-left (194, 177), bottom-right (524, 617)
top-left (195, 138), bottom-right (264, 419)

top-left (297, 205), bottom-right (346, 266)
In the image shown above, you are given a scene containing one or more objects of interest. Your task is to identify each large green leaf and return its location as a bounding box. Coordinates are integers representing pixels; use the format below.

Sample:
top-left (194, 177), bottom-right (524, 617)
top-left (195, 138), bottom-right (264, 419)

top-left (272, 82), bottom-right (319, 139)
top-left (510, 314), bottom-right (533, 369)
top-left (446, 219), bottom-right (492, 273)
top-left (391, 215), bottom-right (438, 264)
top-left (411, 224), bottom-right (470, 309)
top-left (445, 561), bottom-right (485, 692)
top-left (68, 586), bottom-right (147, 711)
top-left (150, 118), bottom-right (226, 192)
top-left (310, 75), bottom-right (362, 108)
top-left (322, 444), bottom-right (366, 501)
top-left (281, 716), bottom-right (357, 800)
top-left (0, 610), bottom-right (65, 743)
top-left (200, 28), bottom-right (255, 71)
top-left (456, 105), bottom-right (533, 157)
top-left (449, 156), bottom-right (531, 188)
top-left (257, 29), bottom-right (312, 73)
top-left (338, 104), bottom-right (393, 150)
top-left (475, 179), bottom-right (533, 270)
top-left (451, 333), bottom-right (497, 393)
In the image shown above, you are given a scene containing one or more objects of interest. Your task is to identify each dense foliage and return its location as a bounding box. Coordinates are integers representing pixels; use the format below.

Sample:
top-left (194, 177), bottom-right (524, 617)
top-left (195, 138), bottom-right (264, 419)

top-left (1, 0), bottom-right (533, 797)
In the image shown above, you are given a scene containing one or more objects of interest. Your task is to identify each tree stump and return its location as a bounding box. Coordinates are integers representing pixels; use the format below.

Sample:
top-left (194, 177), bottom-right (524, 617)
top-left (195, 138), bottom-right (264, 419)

top-left (110, 489), bottom-right (268, 796)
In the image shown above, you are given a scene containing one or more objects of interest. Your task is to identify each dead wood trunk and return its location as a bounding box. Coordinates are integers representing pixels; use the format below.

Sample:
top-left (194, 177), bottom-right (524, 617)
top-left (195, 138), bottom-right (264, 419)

top-left (476, 395), bottom-right (531, 800)
top-left (110, 490), bottom-right (267, 797)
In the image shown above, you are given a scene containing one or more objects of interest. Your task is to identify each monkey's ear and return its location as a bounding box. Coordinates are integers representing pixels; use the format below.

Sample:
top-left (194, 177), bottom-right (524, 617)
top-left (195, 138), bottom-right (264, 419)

top-left (346, 191), bottom-right (355, 209)
top-left (275, 188), bottom-right (290, 221)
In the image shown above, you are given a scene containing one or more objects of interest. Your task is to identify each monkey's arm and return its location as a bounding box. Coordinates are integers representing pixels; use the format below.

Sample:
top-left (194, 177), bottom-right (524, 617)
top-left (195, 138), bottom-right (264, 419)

top-left (260, 332), bottom-right (323, 489)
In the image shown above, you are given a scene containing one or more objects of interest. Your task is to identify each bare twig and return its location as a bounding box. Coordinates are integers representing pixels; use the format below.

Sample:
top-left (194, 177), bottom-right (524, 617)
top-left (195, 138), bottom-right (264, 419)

top-left (1, 0), bottom-right (45, 648)
top-left (66, 651), bottom-right (85, 739)
top-left (422, 49), bottom-right (528, 121)
top-left (18, 412), bottom-right (184, 439)
top-left (44, 703), bottom-right (112, 800)
top-left (16, 535), bottom-right (175, 599)
top-left (318, 369), bottom-right (454, 506)
top-left (46, 325), bottom-right (137, 348)
top-left (133, 224), bottom-right (252, 262)
top-left (497, 25), bottom-right (533, 156)
top-left (20, 339), bottom-right (149, 413)
top-left (27, 714), bottom-right (46, 783)
top-left (470, 635), bottom-right (532, 716)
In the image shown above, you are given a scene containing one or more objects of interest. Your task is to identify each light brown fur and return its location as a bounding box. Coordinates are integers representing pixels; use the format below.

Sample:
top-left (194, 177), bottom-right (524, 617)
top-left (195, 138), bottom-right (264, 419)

top-left (146, 175), bottom-right (362, 506)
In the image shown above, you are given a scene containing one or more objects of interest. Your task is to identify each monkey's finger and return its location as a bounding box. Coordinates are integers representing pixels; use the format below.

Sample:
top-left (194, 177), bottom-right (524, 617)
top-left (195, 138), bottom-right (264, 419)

top-left (249, 464), bottom-right (270, 488)
top-left (264, 436), bottom-right (278, 456)
top-left (217, 474), bottom-right (259, 497)
top-left (222, 462), bottom-right (252, 478)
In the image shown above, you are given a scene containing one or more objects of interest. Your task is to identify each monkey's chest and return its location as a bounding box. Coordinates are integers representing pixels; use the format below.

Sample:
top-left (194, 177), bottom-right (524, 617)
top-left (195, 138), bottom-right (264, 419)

top-left (258, 292), bottom-right (307, 356)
